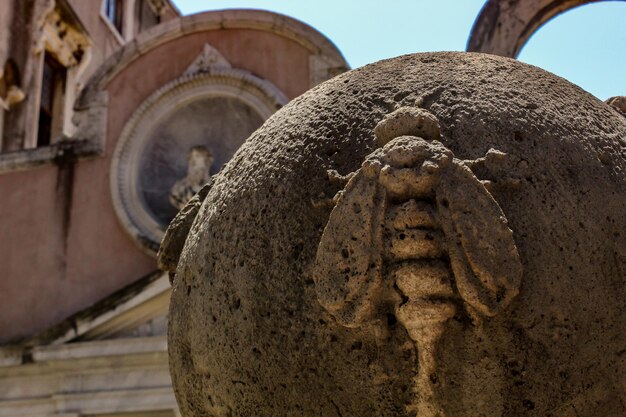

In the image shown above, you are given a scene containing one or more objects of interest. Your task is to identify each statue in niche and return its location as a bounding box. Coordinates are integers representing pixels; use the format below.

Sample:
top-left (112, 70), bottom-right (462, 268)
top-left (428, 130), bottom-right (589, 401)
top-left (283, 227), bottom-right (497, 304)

top-left (169, 146), bottom-right (214, 210)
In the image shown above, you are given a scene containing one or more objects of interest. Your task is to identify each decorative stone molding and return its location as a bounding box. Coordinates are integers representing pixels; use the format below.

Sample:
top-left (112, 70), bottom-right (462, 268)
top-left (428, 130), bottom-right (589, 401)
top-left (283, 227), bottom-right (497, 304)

top-left (71, 89), bottom-right (108, 155)
top-left (66, 10), bottom-right (348, 179)
top-left (0, 140), bottom-right (88, 174)
top-left (68, 9), bottom-right (347, 176)
top-left (0, 61), bottom-right (26, 112)
top-left (0, 337), bottom-right (177, 417)
top-left (37, 6), bottom-right (92, 68)
top-left (0, 90), bottom-right (105, 174)
top-left (111, 54), bottom-right (288, 255)
top-left (184, 43), bottom-right (231, 74)
top-left (0, 0), bottom-right (94, 169)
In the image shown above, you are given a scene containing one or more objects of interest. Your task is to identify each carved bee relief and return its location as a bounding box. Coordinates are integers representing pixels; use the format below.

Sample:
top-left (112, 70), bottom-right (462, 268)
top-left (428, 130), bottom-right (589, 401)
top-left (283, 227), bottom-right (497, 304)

top-left (313, 107), bottom-right (523, 417)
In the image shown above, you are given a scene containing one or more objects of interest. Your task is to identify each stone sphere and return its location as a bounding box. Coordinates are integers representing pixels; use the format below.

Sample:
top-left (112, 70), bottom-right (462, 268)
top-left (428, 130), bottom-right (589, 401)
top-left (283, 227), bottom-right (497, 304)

top-left (168, 52), bottom-right (626, 417)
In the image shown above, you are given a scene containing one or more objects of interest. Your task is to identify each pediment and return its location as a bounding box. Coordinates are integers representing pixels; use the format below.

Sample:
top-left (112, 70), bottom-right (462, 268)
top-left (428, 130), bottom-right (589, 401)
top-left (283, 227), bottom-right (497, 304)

top-left (15, 271), bottom-right (171, 347)
top-left (184, 42), bottom-right (232, 75)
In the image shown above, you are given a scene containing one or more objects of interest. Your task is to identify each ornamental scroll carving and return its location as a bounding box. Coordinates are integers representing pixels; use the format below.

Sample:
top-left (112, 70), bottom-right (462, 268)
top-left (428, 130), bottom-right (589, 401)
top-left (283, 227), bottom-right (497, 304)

top-left (313, 107), bottom-right (523, 417)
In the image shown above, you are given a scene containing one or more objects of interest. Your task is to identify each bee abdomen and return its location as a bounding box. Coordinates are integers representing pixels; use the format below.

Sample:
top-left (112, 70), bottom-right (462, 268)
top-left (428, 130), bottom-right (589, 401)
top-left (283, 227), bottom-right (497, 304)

top-left (396, 299), bottom-right (457, 330)
top-left (387, 229), bottom-right (447, 261)
top-left (392, 260), bottom-right (455, 299)
top-left (386, 199), bottom-right (439, 230)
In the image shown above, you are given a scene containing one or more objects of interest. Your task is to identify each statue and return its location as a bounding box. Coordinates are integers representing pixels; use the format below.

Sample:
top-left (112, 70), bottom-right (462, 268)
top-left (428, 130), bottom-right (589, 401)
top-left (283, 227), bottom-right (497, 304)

top-left (161, 52), bottom-right (626, 417)
top-left (314, 106), bottom-right (523, 417)
top-left (169, 146), bottom-right (214, 210)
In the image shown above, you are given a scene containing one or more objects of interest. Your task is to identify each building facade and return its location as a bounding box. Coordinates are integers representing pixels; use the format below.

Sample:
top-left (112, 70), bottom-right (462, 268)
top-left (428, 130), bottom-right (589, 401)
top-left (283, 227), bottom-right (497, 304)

top-left (0, 1), bottom-right (348, 416)
top-left (1, 0), bottom-right (620, 416)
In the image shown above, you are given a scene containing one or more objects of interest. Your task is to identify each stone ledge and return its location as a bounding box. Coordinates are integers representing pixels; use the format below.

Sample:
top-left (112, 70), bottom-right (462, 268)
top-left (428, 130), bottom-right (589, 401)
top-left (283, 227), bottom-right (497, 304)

top-left (0, 139), bottom-right (103, 175)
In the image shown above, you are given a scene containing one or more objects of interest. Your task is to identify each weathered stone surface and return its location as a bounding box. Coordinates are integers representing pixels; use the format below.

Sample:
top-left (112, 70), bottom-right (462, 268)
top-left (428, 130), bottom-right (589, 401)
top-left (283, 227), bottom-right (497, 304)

top-left (373, 106), bottom-right (441, 147)
top-left (158, 181), bottom-right (212, 282)
top-left (167, 52), bottom-right (626, 417)
top-left (606, 96), bottom-right (626, 117)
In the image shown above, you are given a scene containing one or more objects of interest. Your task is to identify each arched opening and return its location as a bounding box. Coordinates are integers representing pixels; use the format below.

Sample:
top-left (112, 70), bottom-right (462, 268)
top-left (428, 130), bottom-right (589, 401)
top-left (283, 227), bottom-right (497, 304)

top-left (517, 2), bottom-right (625, 99)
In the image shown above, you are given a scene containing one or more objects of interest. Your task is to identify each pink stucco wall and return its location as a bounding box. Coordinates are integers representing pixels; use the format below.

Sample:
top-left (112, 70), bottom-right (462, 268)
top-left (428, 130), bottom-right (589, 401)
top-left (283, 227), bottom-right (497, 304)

top-left (0, 27), bottom-right (312, 343)
top-left (66, 0), bottom-right (126, 71)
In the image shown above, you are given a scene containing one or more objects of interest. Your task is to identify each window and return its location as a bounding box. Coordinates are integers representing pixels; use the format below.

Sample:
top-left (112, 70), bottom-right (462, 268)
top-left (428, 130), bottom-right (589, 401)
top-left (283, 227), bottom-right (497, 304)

top-left (137, 0), bottom-right (161, 33)
top-left (0, 1), bottom-right (92, 170)
top-left (37, 53), bottom-right (66, 147)
top-left (104, 0), bottom-right (124, 34)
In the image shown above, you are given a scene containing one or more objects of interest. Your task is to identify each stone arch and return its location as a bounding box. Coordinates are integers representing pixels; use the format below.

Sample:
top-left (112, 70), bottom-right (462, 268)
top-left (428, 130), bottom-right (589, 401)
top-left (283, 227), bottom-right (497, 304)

top-left (77, 9), bottom-right (348, 107)
top-left (467, 0), bottom-right (625, 57)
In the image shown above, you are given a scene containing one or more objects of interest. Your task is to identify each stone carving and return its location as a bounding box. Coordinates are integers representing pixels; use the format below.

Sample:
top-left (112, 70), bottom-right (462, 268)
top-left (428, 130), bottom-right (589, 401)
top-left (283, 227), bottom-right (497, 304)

top-left (0, 85), bottom-right (25, 111)
top-left (166, 53), bottom-right (626, 417)
top-left (606, 96), bottom-right (626, 117)
top-left (159, 181), bottom-right (212, 283)
top-left (146, 0), bottom-right (167, 16)
top-left (169, 146), bottom-right (214, 210)
top-left (0, 61), bottom-right (25, 111)
top-left (184, 43), bottom-right (232, 76)
top-left (314, 107), bottom-right (523, 417)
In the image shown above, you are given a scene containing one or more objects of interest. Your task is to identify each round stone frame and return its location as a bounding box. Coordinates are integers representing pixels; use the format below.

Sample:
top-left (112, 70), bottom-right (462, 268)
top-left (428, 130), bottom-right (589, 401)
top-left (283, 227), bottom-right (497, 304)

top-left (111, 69), bottom-right (288, 255)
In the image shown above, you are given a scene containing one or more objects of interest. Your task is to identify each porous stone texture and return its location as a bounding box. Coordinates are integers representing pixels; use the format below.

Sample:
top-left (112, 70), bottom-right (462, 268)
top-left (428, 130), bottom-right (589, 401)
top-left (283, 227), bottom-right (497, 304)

top-left (606, 96), bottom-right (626, 117)
top-left (158, 181), bottom-right (212, 283)
top-left (167, 52), bottom-right (626, 417)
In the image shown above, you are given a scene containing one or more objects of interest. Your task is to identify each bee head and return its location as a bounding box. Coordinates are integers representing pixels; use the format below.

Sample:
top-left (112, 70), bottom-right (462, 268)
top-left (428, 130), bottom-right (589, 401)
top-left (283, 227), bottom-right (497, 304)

top-left (374, 106), bottom-right (441, 146)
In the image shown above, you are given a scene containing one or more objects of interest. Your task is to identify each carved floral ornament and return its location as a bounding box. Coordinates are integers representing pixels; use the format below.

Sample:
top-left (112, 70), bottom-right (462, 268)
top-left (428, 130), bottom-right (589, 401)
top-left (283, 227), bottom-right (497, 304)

top-left (111, 43), bottom-right (288, 255)
top-left (313, 106), bottom-right (523, 417)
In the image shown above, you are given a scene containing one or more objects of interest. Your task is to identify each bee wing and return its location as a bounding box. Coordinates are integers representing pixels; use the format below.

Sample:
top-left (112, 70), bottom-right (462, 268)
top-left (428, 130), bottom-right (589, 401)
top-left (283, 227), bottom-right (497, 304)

top-left (314, 168), bottom-right (387, 328)
top-left (436, 161), bottom-right (522, 317)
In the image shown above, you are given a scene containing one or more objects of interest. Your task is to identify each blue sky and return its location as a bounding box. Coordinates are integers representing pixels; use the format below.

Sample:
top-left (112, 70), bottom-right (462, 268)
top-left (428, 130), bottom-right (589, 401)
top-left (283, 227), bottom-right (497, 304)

top-left (172, 1), bottom-right (625, 100)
